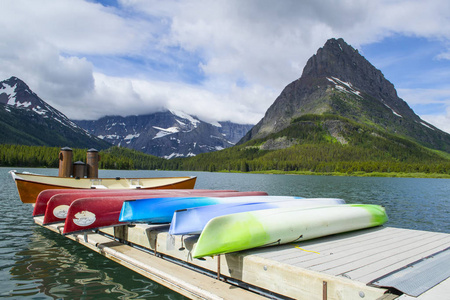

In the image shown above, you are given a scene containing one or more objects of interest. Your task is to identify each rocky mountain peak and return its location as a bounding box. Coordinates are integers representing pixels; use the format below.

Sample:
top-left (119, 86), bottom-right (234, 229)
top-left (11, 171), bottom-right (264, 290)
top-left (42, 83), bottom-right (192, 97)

top-left (302, 38), bottom-right (359, 78)
top-left (0, 76), bottom-right (110, 149)
top-left (301, 38), bottom-right (416, 119)
top-left (239, 38), bottom-right (450, 152)
top-left (1, 76), bottom-right (50, 113)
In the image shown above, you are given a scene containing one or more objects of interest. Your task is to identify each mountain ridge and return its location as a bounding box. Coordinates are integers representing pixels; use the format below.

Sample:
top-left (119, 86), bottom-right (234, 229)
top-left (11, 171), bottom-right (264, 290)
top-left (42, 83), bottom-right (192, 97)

top-left (0, 76), bottom-right (110, 149)
top-left (74, 111), bottom-right (253, 158)
top-left (239, 38), bottom-right (450, 153)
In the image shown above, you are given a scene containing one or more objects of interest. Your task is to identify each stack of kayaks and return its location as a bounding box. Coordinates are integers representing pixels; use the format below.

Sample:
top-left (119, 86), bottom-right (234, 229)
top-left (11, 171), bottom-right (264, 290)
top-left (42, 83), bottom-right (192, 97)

top-left (29, 187), bottom-right (388, 258)
top-left (168, 198), bottom-right (346, 235)
top-left (62, 191), bottom-right (268, 235)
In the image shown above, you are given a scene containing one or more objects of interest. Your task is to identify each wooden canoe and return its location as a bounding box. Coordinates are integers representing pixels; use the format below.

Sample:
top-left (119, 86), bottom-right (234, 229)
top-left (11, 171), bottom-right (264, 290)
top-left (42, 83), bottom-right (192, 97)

top-left (10, 171), bottom-right (196, 204)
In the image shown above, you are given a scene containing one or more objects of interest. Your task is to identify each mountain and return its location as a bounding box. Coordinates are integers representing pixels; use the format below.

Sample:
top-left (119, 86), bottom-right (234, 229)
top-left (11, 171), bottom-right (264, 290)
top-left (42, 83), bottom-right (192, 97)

top-left (74, 111), bottom-right (253, 158)
top-left (240, 38), bottom-right (450, 153)
top-left (0, 76), bottom-right (110, 149)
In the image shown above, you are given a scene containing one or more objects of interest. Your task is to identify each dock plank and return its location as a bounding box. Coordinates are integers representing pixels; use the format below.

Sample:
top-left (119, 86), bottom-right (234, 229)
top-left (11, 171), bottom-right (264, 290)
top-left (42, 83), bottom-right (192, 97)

top-left (303, 231), bottom-right (441, 272)
top-left (352, 240), bottom-right (450, 282)
top-left (276, 228), bottom-right (423, 266)
top-left (309, 238), bottom-right (443, 276)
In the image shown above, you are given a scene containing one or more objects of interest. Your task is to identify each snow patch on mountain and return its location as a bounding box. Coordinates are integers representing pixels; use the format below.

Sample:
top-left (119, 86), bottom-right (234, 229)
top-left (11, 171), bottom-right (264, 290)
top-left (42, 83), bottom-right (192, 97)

top-left (152, 126), bottom-right (181, 139)
top-left (420, 121), bottom-right (434, 130)
top-left (383, 103), bottom-right (402, 117)
top-left (125, 133), bottom-right (140, 140)
top-left (327, 77), bottom-right (362, 98)
top-left (170, 109), bottom-right (200, 127)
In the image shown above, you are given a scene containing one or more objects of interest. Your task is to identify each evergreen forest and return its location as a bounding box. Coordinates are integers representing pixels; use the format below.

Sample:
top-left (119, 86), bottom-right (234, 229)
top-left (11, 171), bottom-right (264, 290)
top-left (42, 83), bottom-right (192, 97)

top-left (2, 116), bottom-right (450, 180)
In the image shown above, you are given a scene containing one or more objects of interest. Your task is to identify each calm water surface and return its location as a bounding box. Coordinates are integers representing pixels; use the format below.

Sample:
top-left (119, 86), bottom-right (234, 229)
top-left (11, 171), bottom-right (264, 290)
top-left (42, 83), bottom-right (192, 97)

top-left (1, 167), bottom-right (449, 299)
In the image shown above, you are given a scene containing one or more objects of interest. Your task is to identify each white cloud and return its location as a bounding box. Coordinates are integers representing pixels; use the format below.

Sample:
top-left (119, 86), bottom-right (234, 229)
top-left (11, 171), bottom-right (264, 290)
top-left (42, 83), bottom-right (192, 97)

top-left (1, 0), bottom-right (450, 132)
top-left (66, 73), bottom-right (274, 124)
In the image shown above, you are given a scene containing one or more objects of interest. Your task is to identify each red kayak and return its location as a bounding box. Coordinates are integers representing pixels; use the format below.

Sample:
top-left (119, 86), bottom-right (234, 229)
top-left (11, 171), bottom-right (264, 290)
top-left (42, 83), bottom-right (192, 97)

top-left (42, 190), bottom-right (245, 224)
top-left (33, 188), bottom-right (236, 216)
top-left (62, 191), bottom-right (269, 235)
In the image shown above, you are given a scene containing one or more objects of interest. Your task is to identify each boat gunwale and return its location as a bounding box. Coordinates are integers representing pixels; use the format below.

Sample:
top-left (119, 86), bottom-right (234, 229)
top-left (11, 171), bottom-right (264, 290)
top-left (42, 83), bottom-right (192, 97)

top-left (12, 171), bottom-right (196, 189)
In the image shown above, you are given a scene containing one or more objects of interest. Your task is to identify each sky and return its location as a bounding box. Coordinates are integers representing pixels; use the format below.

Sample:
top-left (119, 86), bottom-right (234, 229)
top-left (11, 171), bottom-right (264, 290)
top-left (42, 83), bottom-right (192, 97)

top-left (1, 0), bottom-right (450, 134)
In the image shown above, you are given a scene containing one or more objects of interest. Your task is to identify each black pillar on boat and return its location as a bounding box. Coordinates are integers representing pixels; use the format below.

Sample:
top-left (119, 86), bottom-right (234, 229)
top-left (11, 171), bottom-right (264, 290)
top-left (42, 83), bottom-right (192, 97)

top-left (73, 161), bottom-right (86, 178)
top-left (86, 148), bottom-right (99, 178)
top-left (58, 147), bottom-right (73, 178)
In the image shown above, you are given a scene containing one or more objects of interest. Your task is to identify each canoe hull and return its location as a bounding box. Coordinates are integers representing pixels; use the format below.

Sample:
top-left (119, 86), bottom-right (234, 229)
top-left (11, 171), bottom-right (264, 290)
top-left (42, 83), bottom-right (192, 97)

top-left (11, 171), bottom-right (196, 203)
top-left (192, 204), bottom-right (388, 258)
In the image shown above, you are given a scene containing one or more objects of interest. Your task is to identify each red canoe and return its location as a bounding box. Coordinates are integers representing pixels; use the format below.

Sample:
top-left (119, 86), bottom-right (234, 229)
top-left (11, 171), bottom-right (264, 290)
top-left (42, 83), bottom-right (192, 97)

top-left (42, 190), bottom-right (242, 224)
top-left (62, 191), bottom-right (269, 235)
top-left (33, 189), bottom-right (236, 216)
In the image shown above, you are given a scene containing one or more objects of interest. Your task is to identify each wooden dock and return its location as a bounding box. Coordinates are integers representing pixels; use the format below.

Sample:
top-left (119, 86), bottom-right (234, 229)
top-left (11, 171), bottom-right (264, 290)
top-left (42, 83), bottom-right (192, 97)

top-left (34, 217), bottom-right (450, 300)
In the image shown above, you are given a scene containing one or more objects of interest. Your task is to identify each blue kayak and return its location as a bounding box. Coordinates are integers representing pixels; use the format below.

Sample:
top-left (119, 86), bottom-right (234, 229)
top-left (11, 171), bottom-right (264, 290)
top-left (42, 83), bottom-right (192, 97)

top-left (169, 198), bottom-right (346, 235)
top-left (119, 195), bottom-right (305, 224)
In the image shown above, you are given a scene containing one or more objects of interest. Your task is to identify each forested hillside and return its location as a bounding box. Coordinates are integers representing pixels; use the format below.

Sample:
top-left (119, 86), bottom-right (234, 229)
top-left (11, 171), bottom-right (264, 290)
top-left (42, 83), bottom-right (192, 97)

top-left (2, 120), bottom-right (450, 178)
top-left (170, 115), bottom-right (450, 175)
top-left (0, 145), bottom-right (165, 170)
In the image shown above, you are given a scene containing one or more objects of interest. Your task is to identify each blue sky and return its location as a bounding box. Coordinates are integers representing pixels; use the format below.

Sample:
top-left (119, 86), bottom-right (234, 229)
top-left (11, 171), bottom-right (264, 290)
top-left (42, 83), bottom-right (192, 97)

top-left (1, 0), bottom-right (450, 133)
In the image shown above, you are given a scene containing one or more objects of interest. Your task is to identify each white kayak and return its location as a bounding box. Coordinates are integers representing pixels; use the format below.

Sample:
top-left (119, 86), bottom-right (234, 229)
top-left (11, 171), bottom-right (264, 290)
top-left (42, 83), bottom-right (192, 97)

top-left (169, 198), bottom-right (346, 235)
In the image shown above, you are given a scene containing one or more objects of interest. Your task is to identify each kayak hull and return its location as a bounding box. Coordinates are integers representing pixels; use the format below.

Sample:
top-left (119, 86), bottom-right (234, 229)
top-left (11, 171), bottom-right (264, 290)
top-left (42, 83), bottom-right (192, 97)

top-left (62, 191), bottom-right (268, 235)
top-left (192, 204), bottom-right (388, 258)
top-left (119, 196), bottom-right (304, 224)
top-left (169, 198), bottom-right (346, 235)
top-left (33, 189), bottom-right (236, 217)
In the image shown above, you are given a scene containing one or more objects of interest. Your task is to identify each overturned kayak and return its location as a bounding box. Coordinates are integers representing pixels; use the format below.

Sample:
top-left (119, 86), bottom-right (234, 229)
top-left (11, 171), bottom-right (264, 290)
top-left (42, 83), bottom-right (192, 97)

top-left (33, 188), bottom-right (237, 217)
top-left (169, 198), bottom-right (346, 235)
top-left (192, 204), bottom-right (388, 258)
top-left (43, 190), bottom-right (245, 224)
top-left (62, 191), bottom-right (268, 235)
top-left (45, 190), bottom-right (264, 225)
top-left (119, 196), bottom-right (305, 224)
top-left (10, 171), bottom-right (197, 204)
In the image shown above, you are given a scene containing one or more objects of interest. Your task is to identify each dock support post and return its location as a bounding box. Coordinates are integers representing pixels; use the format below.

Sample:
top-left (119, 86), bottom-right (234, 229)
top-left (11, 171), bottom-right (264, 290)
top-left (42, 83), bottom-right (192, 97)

top-left (323, 281), bottom-right (327, 300)
top-left (114, 225), bottom-right (128, 243)
top-left (217, 255), bottom-right (221, 280)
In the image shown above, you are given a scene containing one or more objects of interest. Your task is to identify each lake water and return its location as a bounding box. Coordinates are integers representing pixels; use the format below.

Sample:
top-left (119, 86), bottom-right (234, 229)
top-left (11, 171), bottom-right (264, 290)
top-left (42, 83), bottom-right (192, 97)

top-left (1, 167), bottom-right (449, 299)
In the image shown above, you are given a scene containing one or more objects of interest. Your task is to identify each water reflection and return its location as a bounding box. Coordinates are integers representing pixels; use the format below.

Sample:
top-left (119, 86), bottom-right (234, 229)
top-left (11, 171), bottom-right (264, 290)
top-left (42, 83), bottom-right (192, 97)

top-left (8, 227), bottom-right (186, 299)
top-left (1, 167), bottom-right (448, 299)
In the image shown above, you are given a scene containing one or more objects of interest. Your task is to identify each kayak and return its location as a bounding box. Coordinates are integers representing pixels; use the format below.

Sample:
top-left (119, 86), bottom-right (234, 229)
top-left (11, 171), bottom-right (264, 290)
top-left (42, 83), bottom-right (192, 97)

top-left (62, 191), bottom-right (269, 235)
top-left (33, 189), bottom-right (237, 216)
top-left (119, 196), bottom-right (305, 224)
top-left (169, 198), bottom-right (346, 235)
top-left (192, 204), bottom-right (388, 258)
top-left (44, 190), bottom-right (265, 224)
top-left (9, 170), bottom-right (197, 204)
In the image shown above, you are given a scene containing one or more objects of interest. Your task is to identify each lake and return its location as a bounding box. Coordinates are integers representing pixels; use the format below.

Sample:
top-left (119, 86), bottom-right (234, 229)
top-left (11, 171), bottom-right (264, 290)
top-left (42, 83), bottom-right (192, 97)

top-left (1, 167), bottom-right (449, 299)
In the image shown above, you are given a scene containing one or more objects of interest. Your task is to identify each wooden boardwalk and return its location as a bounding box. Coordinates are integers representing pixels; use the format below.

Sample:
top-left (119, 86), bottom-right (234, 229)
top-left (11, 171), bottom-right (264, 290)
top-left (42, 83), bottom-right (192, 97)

top-left (252, 226), bottom-right (450, 284)
top-left (34, 217), bottom-right (450, 300)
